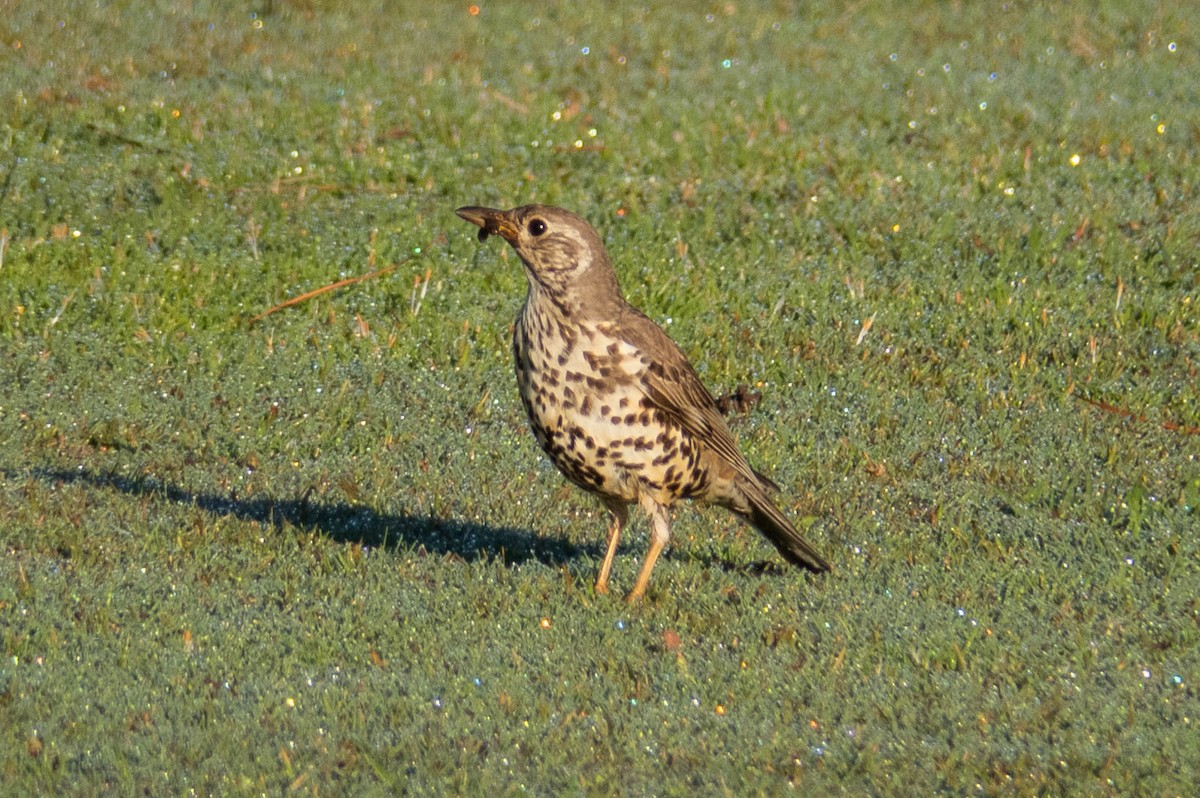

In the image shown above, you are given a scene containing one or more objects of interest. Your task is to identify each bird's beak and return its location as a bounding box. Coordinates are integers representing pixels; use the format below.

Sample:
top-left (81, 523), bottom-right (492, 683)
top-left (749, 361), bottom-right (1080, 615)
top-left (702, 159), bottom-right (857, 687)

top-left (456, 206), bottom-right (519, 244)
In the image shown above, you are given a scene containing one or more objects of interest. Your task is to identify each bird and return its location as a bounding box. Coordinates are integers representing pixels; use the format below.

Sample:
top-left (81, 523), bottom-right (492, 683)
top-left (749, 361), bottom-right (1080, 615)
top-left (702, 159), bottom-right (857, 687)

top-left (455, 204), bottom-right (830, 601)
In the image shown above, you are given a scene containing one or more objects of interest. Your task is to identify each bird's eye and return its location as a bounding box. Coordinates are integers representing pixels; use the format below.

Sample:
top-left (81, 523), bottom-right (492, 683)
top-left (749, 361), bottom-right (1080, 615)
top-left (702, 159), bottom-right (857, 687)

top-left (528, 219), bottom-right (547, 236)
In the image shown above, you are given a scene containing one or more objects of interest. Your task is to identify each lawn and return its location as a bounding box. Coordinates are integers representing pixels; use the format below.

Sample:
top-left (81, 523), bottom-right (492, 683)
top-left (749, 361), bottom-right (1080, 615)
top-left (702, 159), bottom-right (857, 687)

top-left (1, 1), bottom-right (1197, 794)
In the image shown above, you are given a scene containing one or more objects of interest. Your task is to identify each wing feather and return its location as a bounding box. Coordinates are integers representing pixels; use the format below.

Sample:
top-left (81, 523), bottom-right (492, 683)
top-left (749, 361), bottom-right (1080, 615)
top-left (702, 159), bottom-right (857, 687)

top-left (615, 307), bottom-right (767, 488)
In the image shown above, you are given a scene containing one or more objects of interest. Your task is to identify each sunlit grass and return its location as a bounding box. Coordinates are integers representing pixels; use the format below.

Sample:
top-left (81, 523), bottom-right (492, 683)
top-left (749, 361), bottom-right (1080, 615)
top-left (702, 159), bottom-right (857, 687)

top-left (1, 1), bottom-right (1197, 794)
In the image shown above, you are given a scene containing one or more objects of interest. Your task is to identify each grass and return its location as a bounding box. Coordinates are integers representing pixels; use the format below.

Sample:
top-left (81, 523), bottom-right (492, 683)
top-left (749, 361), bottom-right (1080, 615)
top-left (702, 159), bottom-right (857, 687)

top-left (1, 1), bottom-right (1198, 794)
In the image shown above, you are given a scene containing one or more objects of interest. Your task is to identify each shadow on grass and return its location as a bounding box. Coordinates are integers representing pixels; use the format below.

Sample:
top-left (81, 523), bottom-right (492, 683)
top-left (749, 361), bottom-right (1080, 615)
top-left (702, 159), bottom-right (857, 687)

top-left (25, 467), bottom-right (599, 567)
top-left (682, 550), bottom-right (795, 578)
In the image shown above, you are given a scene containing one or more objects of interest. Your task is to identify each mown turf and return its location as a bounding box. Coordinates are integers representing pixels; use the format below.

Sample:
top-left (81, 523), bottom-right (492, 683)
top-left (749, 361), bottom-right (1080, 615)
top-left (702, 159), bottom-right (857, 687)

top-left (1, 1), bottom-right (1197, 795)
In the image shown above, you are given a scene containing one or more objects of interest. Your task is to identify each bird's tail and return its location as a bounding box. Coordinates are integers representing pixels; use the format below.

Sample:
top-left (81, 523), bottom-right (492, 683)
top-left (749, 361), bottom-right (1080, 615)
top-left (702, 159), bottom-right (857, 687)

top-left (742, 491), bottom-right (831, 573)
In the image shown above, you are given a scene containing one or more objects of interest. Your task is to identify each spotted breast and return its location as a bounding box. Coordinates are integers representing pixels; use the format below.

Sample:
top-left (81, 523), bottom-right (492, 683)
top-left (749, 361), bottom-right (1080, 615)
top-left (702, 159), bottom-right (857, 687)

top-left (514, 301), bottom-right (712, 506)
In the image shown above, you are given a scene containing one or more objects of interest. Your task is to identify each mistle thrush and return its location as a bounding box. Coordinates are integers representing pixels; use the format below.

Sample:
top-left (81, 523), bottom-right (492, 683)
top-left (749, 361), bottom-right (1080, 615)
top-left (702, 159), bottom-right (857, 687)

top-left (456, 204), bottom-right (830, 601)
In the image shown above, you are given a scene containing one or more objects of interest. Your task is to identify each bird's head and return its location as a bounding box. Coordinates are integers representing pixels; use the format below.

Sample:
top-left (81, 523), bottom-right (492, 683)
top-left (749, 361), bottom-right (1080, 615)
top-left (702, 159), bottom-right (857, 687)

top-left (456, 204), bottom-right (621, 314)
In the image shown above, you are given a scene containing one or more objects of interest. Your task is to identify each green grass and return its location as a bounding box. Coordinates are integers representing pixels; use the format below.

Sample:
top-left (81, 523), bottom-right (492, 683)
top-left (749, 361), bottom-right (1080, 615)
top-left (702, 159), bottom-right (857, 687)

top-left (1, 1), bottom-right (1198, 794)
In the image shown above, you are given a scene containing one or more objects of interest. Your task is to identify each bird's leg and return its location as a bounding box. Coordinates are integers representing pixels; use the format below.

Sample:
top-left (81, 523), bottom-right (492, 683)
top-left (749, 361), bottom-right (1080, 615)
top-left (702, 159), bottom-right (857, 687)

top-left (595, 498), bottom-right (628, 595)
top-left (626, 495), bottom-right (671, 602)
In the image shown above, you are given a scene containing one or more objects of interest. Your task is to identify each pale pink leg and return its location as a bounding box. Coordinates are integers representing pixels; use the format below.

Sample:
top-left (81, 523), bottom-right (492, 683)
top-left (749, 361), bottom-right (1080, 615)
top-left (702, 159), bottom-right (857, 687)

top-left (595, 499), bottom-right (627, 595)
top-left (626, 495), bottom-right (670, 602)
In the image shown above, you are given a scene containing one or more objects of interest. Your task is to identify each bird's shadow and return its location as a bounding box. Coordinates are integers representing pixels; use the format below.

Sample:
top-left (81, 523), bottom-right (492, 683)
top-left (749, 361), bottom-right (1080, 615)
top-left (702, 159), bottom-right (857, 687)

top-left (24, 466), bottom-right (600, 567)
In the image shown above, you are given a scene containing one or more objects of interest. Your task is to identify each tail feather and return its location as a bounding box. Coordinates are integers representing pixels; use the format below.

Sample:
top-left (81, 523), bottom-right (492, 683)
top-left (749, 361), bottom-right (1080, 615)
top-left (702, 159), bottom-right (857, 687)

top-left (743, 492), bottom-right (831, 573)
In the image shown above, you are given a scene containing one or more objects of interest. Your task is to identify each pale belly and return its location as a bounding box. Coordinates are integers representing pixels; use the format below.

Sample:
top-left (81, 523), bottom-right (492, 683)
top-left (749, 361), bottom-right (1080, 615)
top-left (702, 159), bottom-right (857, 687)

top-left (513, 318), bottom-right (710, 504)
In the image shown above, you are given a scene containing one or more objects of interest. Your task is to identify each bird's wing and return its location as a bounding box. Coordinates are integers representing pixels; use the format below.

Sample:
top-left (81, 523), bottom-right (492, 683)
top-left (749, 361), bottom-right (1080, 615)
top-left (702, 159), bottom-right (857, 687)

top-left (616, 308), bottom-right (767, 488)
